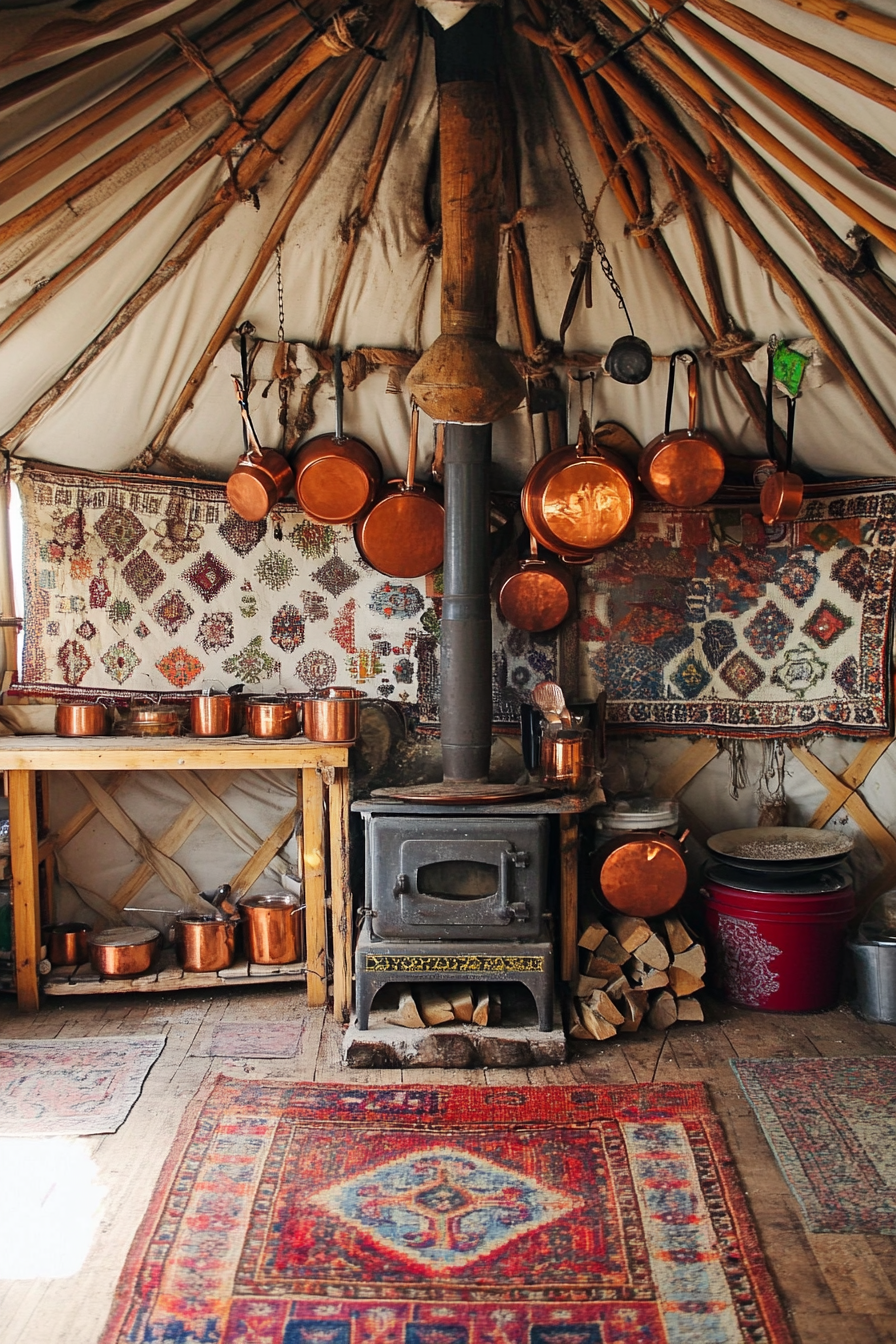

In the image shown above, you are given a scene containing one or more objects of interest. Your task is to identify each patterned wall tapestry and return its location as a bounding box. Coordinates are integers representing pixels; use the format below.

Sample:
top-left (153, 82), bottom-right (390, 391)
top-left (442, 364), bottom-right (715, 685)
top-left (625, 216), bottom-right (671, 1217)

top-left (578, 483), bottom-right (896, 738)
top-left (15, 464), bottom-right (554, 726)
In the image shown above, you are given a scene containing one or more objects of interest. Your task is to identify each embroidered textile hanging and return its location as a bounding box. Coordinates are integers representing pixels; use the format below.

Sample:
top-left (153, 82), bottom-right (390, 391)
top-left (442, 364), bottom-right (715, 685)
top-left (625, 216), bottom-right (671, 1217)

top-left (15, 464), bottom-right (552, 723)
top-left (578, 484), bottom-right (896, 738)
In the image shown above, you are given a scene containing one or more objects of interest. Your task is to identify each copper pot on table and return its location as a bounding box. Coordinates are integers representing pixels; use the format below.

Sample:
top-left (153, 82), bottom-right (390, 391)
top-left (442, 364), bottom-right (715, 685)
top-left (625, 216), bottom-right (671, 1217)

top-left (240, 892), bottom-right (305, 965)
top-left (303, 688), bottom-right (362, 743)
top-left (245, 695), bottom-right (298, 738)
top-left (88, 926), bottom-right (160, 977)
top-left (540, 724), bottom-right (595, 793)
top-left (55, 701), bottom-right (110, 736)
top-left (44, 922), bottom-right (91, 965)
top-left (189, 687), bottom-right (237, 737)
top-left (172, 914), bottom-right (236, 972)
top-left (638, 350), bottom-right (726, 507)
top-left (293, 346), bottom-right (381, 524)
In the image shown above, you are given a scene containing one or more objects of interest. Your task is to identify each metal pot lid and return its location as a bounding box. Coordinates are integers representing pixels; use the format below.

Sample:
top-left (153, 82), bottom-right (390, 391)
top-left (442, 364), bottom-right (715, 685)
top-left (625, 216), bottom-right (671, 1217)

top-left (704, 860), bottom-right (852, 894)
top-left (88, 926), bottom-right (159, 946)
top-left (707, 826), bottom-right (852, 865)
top-left (240, 893), bottom-right (302, 909)
top-left (596, 794), bottom-right (679, 831)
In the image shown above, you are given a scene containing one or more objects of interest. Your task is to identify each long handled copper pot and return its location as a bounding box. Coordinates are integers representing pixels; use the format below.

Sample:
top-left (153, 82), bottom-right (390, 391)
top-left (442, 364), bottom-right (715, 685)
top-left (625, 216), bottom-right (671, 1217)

top-left (521, 422), bottom-right (636, 561)
top-left (226, 377), bottom-right (294, 522)
top-left (760, 344), bottom-right (804, 526)
top-left (293, 346), bottom-right (382, 524)
top-left (354, 404), bottom-right (444, 577)
top-left (498, 531), bottom-right (576, 632)
top-left (638, 350), bottom-right (726, 507)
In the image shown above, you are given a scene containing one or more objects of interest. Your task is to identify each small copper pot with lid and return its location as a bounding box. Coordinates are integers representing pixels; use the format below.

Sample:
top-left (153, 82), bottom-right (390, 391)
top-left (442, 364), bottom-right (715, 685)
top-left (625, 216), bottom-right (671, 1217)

top-left (240, 892), bottom-right (305, 965)
top-left (172, 913), bottom-right (237, 972)
top-left (245, 694), bottom-right (298, 739)
top-left (303, 688), bottom-right (363, 743)
top-left (88, 926), bottom-right (160, 977)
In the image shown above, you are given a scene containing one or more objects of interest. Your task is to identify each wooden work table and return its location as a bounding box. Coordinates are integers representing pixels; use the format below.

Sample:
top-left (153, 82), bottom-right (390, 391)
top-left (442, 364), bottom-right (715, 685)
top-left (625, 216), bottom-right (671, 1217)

top-left (0, 735), bottom-right (352, 1020)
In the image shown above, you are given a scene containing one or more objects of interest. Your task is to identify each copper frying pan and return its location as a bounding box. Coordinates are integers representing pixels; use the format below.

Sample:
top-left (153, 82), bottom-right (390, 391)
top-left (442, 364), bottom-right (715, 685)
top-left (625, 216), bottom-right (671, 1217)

top-left (638, 350), bottom-right (725, 507)
top-left (293, 347), bottom-right (381, 524)
top-left (521, 421), bottom-right (636, 561)
top-left (354, 405), bottom-right (445, 577)
top-left (760, 346), bottom-right (804, 526)
top-left (498, 532), bottom-right (576, 632)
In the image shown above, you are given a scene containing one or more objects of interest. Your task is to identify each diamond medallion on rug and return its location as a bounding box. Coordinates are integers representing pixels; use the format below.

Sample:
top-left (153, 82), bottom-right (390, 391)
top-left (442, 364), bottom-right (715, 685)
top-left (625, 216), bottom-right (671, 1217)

top-left (100, 1080), bottom-right (791, 1344)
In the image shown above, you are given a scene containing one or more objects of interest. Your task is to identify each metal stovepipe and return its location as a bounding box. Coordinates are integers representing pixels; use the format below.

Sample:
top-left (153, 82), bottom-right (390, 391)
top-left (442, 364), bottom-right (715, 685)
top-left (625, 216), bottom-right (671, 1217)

top-left (441, 422), bottom-right (492, 782)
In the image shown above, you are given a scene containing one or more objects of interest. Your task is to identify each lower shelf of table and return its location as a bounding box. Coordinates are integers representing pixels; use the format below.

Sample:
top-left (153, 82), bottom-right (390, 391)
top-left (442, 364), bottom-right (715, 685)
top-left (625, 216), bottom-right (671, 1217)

top-left (42, 950), bottom-right (307, 996)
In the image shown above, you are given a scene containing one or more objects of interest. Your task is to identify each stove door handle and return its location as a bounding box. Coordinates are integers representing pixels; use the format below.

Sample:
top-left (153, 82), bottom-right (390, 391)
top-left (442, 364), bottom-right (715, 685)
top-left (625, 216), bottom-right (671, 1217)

top-left (393, 873), bottom-right (410, 898)
top-left (495, 850), bottom-right (530, 924)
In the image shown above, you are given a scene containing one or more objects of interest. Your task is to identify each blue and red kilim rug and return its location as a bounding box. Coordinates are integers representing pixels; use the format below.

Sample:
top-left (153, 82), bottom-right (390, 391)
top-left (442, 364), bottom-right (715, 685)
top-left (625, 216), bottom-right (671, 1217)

top-left (100, 1079), bottom-right (791, 1344)
top-left (731, 1056), bottom-right (896, 1235)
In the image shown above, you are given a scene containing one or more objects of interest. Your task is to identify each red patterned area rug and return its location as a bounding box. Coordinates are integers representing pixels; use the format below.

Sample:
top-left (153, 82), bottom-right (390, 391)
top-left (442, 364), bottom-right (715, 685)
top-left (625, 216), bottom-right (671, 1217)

top-left (100, 1079), bottom-right (791, 1344)
top-left (731, 1056), bottom-right (896, 1234)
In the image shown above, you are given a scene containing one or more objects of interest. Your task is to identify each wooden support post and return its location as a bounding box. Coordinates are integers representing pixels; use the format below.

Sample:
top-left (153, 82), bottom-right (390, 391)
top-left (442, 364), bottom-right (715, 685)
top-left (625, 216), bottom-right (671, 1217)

top-left (9, 770), bottom-right (40, 1011)
top-left (328, 766), bottom-right (352, 1024)
top-left (302, 767), bottom-right (327, 1006)
top-left (559, 812), bottom-right (579, 983)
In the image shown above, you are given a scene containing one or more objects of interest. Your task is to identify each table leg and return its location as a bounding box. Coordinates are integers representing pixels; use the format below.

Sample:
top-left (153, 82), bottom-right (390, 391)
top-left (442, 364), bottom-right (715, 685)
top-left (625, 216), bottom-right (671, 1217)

top-left (9, 770), bottom-right (40, 1011)
top-left (302, 767), bottom-right (327, 1007)
top-left (328, 767), bottom-right (352, 1024)
top-left (559, 812), bottom-right (579, 983)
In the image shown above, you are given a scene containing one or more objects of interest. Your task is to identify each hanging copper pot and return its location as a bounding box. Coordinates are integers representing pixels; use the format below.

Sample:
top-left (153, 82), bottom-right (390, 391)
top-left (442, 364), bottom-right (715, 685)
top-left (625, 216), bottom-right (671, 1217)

top-left (293, 346), bottom-right (381, 524)
top-left (226, 378), bottom-right (294, 522)
top-left (498, 532), bottom-right (576, 632)
top-left (638, 350), bottom-right (726, 507)
top-left (760, 345), bottom-right (804, 526)
top-left (521, 422), bottom-right (636, 561)
top-left (591, 830), bottom-right (690, 917)
top-left (354, 404), bottom-right (444, 577)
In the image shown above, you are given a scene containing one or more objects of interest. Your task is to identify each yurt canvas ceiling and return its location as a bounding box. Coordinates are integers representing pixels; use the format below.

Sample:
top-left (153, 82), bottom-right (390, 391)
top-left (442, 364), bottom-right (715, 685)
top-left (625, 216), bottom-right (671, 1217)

top-left (1, 0), bottom-right (896, 489)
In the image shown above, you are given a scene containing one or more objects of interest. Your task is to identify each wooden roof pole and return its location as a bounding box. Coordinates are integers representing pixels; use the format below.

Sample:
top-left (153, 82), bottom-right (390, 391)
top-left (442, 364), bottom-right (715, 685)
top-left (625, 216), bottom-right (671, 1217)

top-left (140, 0), bottom-right (413, 466)
top-left (0, 0), bottom-right (212, 69)
top-left (641, 0), bottom-right (896, 188)
top-left (688, 0), bottom-right (896, 116)
top-left (0, 56), bottom-right (356, 454)
top-left (318, 19), bottom-right (421, 350)
top-left (596, 0), bottom-right (896, 254)
top-left (0, 11), bottom-right (334, 264)
top-left (517, 10), bottom-right (896, 453)
top-left (581, 75), bottom-right (653, 233)
top-left (0, 0), bottom-right (305, 203)
top-left (573, 5), bottom-right (896, 336)
top-left (499, 76), bottom-right (544, 361)
top-left (774, 0), bottom-right (896, 44)
top-left (0, 0), bottom-right (277, 116)
top-left (0, 10), bottom-right (350, 346)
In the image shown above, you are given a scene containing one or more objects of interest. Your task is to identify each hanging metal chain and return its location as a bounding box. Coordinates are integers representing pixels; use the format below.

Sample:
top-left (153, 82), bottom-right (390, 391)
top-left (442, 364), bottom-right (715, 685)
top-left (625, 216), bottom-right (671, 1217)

top-left (276, 243), bottom-right (286, 344)
top-left (544, 82), bottom-right (635, 338)
top-left (275, 244), bottom-right (291, 472)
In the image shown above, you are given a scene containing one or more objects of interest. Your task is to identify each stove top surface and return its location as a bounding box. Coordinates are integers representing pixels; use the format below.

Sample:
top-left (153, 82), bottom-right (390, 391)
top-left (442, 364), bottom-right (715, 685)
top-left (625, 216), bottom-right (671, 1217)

top-left (372, 781), bottom-right (546, 805)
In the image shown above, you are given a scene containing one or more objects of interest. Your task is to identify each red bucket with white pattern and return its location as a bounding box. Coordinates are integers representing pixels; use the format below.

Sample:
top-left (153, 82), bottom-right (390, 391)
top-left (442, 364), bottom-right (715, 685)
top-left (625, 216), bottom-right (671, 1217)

top-left (702, 874), bottom-right (854, 1012)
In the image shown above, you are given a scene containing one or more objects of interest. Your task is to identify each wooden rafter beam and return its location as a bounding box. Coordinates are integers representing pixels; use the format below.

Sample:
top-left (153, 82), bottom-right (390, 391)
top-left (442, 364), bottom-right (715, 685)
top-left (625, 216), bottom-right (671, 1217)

top-left (773, 0), bottom-right (896, 45)
top-left (0, 0), bottom-right (228, 70)
top-left (142, 0), bottom-right (413, 464)
top-left (169, 769), bottom-right (289, 875)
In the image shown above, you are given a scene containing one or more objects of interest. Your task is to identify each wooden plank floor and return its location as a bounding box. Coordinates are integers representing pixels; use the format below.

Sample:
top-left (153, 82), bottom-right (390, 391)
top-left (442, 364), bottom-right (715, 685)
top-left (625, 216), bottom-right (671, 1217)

top-left (0, 986), bottom-right (894, 1344)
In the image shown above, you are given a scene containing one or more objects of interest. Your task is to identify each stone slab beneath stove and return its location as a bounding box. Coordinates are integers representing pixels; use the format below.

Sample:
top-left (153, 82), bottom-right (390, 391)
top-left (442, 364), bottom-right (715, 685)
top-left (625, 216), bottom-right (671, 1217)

top-left (342, 990), bottom-right (567, 1070)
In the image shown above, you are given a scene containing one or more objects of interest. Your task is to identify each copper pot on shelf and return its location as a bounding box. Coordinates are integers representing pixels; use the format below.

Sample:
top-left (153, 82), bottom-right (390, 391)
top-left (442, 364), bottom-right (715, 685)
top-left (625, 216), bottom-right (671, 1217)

top-left (55, 700), bottom-right (110, 736)
top-left (240, 892), bottom-right (305, 965)
top-left (189, 686), bottom-right (238, 737)
top-left (172, 913), bottom-right (237, 972)
top-left (539, 724), bottom-right (595, 793)
top-left (124, 703), bottom-right (182, 736)
top-left (245, 695), bottom-right (298, 739)
top-left (303, 688), bottom-right (362, 743)
top-left (87, 926), bottom-right (160, 978)
top-left (44, 922), bottom-right (91, 965)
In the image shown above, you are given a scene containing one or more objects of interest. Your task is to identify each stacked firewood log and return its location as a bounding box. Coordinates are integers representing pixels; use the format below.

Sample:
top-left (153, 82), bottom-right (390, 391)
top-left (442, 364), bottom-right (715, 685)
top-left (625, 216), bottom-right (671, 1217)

top-left (384, 985), bottom-right (502, 1029)
top-left (569, 913), bottom-right (706, 1041)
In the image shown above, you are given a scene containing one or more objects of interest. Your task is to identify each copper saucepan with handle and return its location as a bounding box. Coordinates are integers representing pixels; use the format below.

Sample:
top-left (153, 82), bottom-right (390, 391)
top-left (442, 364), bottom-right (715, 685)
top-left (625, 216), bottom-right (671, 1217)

top-left (521, 419), bottom-right (637, 561)
top-left (760, 342), bottom-right (804, 526)
top-left (354, 403), bottom-right (444, 577)
top-left (498, 531), bottom-right (576, 632)
top-left (293, 346), bottom-right (382, 524)
top-left (638, 350), bottom-right (726, 507)
top-left (226, 377), bottom-right (294, 522)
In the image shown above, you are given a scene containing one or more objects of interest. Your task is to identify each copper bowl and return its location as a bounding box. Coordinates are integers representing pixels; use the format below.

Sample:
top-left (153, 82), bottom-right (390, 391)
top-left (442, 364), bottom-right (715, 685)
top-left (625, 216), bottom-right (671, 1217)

top-left (88, 926), bottom-right (160, 978)
top-left (55, 701), bottom-right (109, 736)
top-left (303, 689), bottom-right (362, 742)
top-left (245, 697), bottom-right (298, 738)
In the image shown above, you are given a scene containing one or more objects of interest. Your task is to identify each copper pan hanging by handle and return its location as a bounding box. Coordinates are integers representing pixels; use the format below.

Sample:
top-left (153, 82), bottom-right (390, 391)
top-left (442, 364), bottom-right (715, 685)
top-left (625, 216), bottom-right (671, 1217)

top-left (638, 350), bottom-right (726, 507)
top-left (760, 344), bottom-right (803, 526)
top-left (498, 531), bottom-right (576, 633)
top-left (520, 420), bottom-right (635, 559)
top-left (354, 404), bottom-right (445, 577)
top-left (226, 379), bottom-right (294, 522)
top-left (293, 346), bottom-right (382, 524)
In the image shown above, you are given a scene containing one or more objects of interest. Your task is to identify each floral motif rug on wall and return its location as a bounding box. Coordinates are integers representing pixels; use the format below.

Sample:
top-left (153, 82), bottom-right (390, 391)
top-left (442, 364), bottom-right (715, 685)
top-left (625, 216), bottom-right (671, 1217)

top-left (578, 481), bottom-right (896, 736)
top-left (14, 464), bottom-right (553, 722)
top-left (730, 1056), bottom-right (896, 1235)
top-left (99, 1078), bottom-right (792, 1344)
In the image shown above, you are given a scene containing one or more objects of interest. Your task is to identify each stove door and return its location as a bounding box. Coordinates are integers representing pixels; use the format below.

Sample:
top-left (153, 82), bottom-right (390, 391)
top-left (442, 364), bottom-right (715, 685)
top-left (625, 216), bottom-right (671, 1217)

top-left (368, 816), bottom-right (548, 941)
